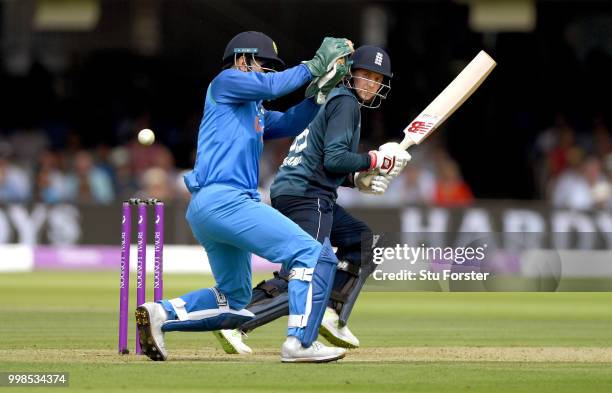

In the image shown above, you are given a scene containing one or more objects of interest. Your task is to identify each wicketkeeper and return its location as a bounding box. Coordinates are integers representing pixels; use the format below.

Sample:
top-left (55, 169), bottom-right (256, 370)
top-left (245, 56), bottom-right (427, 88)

top-left (135, 31), bottom-right (358, 363)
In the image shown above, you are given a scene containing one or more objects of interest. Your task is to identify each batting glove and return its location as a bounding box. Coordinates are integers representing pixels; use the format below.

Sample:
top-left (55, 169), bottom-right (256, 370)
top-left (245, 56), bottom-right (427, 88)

top-left (354, 171), bottom-right (391, 195)
top-left (368, 149), bottom-right (411, 177)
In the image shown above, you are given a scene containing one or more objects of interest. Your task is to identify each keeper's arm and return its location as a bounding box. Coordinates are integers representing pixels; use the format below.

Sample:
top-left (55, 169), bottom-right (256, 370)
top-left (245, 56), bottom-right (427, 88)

top-left (263, 98), bottom-right (321, 140)
top-left (212, 65), bottom-right (312, 103)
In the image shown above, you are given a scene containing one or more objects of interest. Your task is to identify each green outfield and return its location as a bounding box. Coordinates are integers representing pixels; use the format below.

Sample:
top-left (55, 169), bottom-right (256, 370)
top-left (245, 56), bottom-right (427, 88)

top-left (1, 272), bottom-right (611, 392)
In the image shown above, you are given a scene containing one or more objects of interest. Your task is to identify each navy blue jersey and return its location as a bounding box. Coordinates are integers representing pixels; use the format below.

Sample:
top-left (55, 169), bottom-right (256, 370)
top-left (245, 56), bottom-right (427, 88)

top-left (183, 64), bottom-right (319, 196)
top-left (270, 86), bottom-right (371, 200)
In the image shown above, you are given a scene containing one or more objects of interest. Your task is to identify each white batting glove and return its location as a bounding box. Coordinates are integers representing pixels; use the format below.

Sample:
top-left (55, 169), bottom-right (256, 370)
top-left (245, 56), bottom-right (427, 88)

top-left (368, 147), bottom-right (411, 177)
top-left (354, 171), bottom-right (391, 195)
top-left (367, 174), bottom-right (392, 194)
top-left (378, 142), bottom-right (412, 175)
top-left (378, 142), bottom-right (403, 152)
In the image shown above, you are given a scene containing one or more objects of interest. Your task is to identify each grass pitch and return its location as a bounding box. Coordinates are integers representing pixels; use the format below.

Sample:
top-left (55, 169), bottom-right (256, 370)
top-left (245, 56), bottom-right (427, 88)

top-left (1, 272), bottom-right (611, 392)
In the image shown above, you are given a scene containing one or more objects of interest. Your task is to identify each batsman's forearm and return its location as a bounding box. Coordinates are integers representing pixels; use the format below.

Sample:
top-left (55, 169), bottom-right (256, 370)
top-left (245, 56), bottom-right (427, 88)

top-left (323, 151), bottom-right (370, 174)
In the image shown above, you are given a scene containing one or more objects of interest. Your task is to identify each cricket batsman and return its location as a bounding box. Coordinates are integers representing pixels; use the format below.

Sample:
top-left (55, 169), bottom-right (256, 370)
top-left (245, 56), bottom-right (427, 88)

top-left (135, 31), bottom-right (362, 363)
top-left (213, 46), bottom-right (411, 354)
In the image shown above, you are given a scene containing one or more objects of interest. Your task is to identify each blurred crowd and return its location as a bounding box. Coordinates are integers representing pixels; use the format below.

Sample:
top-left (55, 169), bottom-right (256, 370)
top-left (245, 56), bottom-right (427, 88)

top-left (0, 128), bottom-right (191, 205)
top-left (0, 123), bottom-right (476, 207)
top-left (2, 113), bottom-right (611, 210)
top-left (532, 115), bottom-right (612, 210)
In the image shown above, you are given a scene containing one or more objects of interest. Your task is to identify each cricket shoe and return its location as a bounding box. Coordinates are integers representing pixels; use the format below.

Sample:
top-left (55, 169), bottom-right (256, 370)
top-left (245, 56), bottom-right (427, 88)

top-left (213, 329), bottom-right (253, 355)
top-left (135, 302), bottom-right (168, 361)
top-left (319, 307), bottom-right (360, 348)
top-left (280, 336), bottom-right (346, 363)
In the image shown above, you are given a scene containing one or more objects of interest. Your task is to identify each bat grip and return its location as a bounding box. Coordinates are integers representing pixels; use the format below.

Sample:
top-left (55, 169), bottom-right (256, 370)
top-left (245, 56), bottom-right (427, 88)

top-left (399, 138), bottom-right (416, 151)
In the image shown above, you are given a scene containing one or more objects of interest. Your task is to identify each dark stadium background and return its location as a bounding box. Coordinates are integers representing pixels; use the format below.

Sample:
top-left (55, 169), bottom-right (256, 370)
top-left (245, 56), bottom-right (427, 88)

top-left (0, 0), bottom-right (610, 201)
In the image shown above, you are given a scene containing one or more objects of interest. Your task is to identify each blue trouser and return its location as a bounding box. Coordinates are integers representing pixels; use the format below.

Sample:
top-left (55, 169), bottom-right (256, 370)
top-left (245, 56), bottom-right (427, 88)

top-left (160, 184), bottom-right (322, 339)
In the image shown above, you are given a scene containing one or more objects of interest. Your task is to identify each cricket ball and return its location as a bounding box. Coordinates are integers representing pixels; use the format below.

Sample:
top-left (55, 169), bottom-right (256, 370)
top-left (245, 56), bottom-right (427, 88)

top-left (138, 129), bottom-right (155, 146)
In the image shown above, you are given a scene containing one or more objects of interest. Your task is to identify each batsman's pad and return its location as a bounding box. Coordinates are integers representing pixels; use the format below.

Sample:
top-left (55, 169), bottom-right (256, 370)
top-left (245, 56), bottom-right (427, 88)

top-left (300, 237), bottom-right (338, 348)
top-left (335, 258), bottom-right (376, 326)
top-left (336, 234), bottom-right (380, 326)
top-left (239, 271), bottom-right (290, 333)
top-left (329, 259), bottom-right (361, 321)
top-left (240, 292), bottom-right (289, 333)
top-left (249, 270), bottom-right (289, 305)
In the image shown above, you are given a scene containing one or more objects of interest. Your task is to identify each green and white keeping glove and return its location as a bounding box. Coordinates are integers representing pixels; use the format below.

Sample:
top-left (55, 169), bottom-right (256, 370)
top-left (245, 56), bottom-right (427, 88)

top-left (305, 57), bottom-right (352, 104)
top-left (303, 37), bottom-right (354, 77)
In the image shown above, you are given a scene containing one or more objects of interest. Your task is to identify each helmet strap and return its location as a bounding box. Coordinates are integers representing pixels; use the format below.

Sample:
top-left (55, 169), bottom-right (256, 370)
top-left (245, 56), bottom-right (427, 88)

top-left (233, 53), bottom-right (276, 73)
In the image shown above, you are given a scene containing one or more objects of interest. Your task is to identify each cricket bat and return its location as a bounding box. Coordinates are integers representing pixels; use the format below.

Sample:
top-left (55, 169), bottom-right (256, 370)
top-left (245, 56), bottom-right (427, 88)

top-left (398, 50), bottom-right (496, 150)
top-left (361, 50), bottom-right (495, 187)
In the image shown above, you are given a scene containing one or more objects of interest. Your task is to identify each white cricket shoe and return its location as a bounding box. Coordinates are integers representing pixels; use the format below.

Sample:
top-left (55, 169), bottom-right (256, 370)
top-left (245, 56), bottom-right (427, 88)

top-left (280, 336), bottom-right (346, 363)
top-left (135, 302), bottom-right (168, 361)
top-left (213, 329), bottom-right (253, 355)
top-left (319, 307), bottom-right (360, 348)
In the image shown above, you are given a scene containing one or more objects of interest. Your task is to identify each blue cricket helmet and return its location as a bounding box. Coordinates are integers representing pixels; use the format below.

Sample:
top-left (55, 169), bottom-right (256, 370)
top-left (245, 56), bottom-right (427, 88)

top-left (343, 45), bottom-right (393, 108)
top-left (350, 45), bottom-right (392, 78)
top-left (222, 31), bottom-right (285, 69)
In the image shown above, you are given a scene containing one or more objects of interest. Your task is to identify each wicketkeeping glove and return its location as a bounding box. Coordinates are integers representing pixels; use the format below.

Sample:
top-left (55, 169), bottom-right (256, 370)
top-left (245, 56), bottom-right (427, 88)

top-left (305, 58), bottom-right (352, 104)
top-left (303, 37), bottom-right (354, 78)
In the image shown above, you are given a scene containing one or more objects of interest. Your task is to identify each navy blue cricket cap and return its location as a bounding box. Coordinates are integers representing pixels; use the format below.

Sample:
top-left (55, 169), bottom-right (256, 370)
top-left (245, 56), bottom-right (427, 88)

top-left (222, 31), bottom-right (285, 69)
top-left (350, 45), bottom-right (392, 78)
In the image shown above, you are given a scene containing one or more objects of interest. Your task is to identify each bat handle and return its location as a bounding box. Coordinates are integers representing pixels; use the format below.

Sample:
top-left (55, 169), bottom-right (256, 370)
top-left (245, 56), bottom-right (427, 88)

top-left (399, 138), bottom-right (416, 151)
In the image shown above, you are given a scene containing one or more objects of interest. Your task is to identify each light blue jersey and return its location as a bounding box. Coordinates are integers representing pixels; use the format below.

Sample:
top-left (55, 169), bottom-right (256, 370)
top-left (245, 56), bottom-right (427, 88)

top-left (184, 64), bottom-right (319, 194)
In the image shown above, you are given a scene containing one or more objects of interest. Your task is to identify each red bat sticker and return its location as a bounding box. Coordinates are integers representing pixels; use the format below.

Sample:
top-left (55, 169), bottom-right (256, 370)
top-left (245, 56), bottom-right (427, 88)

top-left (406, 121), bottom-right (435, 135)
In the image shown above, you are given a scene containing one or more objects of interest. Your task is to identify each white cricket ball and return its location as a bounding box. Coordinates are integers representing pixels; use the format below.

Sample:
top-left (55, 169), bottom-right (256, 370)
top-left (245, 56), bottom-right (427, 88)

top-left (138, 128), bottom-right (155, 146)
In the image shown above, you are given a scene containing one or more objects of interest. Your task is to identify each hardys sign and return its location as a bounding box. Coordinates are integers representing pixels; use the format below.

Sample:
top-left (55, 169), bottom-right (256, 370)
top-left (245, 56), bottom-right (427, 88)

top-left (0, 202), bottom-right (611, 247)
top-left (0, 204), bottom-right (80, 245)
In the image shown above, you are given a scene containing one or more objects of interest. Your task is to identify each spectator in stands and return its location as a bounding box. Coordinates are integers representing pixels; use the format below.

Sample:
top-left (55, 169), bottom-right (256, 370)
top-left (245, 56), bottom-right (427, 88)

top-left (591, 117), bottom-right (612, 159)
top-left (109, 146), bottom-right (138, 201)
top-left (399, 164), bottom-right (435, 205)
top-left (605, 153), bottom-right (612, 209)
top-left (0, 143), bottom-right (31, 202)
top-left (151, 147), bottom-right (181, 194)
top-left (8, 128), bottom-right (49, 168)
top-left (552, 155), bottom-right (610, 210)
top-left (34, 150), bottom-right (69, 203)
top-left (532, 113), bottom-right (569, 197)
top-left (138, 167), bottom-right (174, 201)
top-left (548, 125), bottom-right (576, 178)
top-left (433, 158), bottom-right (473, 206)
top-left (65, 150), bottom-right (114, 204)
